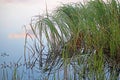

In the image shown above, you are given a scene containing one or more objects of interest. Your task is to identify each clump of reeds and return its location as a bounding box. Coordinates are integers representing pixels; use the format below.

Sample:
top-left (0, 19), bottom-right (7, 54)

top-left (25, 0), bottom-right (120, 79)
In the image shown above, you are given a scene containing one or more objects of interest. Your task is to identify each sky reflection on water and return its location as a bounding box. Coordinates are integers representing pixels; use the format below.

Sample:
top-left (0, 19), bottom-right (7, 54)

top-left (0, 0), bottom-right (81, 63)
top-left (0, 0), bottom-right (82, 79)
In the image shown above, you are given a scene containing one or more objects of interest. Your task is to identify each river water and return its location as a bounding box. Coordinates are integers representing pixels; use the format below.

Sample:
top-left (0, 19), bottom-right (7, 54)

top-left (0, 0), bottom-right (82, 80)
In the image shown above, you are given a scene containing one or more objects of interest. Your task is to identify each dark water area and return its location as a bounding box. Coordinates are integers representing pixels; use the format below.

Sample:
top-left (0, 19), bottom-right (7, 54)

top-left (0, 31), bottom-right (120, 79)
top-left (0, 38), bottom-right (63, 80)
top-left (0, 55), bottom-right (64, 80)
top-left (0, 36), bottom-right (114, 79)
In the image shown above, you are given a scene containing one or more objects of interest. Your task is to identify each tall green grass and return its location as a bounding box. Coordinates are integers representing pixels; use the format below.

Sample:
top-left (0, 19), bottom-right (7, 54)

top-left (25, 0), bottom-right (120, 79)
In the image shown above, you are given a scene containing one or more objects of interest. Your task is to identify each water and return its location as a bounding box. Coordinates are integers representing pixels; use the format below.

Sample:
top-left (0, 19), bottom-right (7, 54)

top-left (1, 0), bottom-right (120, 80)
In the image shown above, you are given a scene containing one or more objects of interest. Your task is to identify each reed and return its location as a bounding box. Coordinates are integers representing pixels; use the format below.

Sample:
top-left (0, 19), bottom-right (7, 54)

top-left (25, 0), bottom-right (120, 79)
